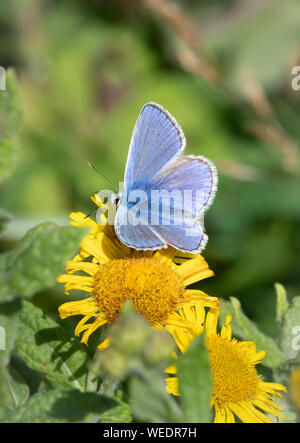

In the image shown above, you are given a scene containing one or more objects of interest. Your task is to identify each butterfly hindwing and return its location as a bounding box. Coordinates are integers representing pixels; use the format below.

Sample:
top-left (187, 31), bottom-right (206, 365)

top-left (115, 202), bottom-right (166, 250)
top-left (151, 222), bottom-right (207, 253)
top-left (148, 155), bottom-right (217, 218)
top-left (146, 155), bottom-right (217, 252)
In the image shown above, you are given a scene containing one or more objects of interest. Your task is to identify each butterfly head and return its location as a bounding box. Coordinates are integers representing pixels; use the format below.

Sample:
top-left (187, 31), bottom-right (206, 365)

top-left (109, 191), bottom-right (123, 207)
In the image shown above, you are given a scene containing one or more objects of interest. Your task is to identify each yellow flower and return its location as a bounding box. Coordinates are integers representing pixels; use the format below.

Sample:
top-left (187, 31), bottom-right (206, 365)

top-left (57, 198), bottom-right (218, 350)
top-left (290, 365), bottom-right (300, 412)
top-left (166, 308), bottom-right (287, 423)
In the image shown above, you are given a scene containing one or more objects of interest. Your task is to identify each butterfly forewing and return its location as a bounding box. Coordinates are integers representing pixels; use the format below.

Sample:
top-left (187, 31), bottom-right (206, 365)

top-left (124, 102), bottom-right (185, 192)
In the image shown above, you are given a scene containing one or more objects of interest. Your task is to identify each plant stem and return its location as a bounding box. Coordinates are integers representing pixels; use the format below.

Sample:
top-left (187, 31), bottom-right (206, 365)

top-left (98, 375), bottom-right (119, 397)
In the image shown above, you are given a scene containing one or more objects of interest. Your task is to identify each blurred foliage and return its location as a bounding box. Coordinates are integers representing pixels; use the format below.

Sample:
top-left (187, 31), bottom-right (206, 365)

top-left (88, 302), bottom-right (212, 423)
top-left (0, 0), bottom-right (299, 423)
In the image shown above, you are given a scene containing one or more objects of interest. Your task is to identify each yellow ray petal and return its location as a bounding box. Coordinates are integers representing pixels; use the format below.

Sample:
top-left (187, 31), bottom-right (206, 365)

top-left (98, 338), bottom-right (110, 350)
top-left (58, 298), bottom-right (98, 319)
top-left (74, 315), bottom-right (93, 336)
top-left (81, 314), bottom-right (107, 345)
top-left (66, 261), bottom-right (99, 276)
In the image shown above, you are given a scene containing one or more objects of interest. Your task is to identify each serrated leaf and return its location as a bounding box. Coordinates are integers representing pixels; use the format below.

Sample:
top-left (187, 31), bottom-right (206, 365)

top-left (278, 296), bottom-right (300, 364)
top-left (1, 389), bottom-right (116, 423)
top-left (275, 283), bottom-right (289, 323)
top-left (0, 365), bottom-right (29, 411)
top-left (229, 297), bottom-right (285, 369)
top-left (177, 335), bottom-right (212, 423)
top-left (16, 301), bottom-right (90, 391)
top-left (0, 222), bottom-right (86, 302)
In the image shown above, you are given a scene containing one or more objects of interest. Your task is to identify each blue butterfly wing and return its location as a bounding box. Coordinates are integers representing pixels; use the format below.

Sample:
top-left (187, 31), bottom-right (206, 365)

top-left (124, 102), bottom-right (185, 192)
top-left (115, 102), bottom-right (217, 252)
top-left (148, 155), bottom-right (217, 214)
top-left (152, 222), bottom-right (207, 253)
top-left (146, 156), bottom-right (217, 252)
top-left (115, 202), bottom-right (166, 250)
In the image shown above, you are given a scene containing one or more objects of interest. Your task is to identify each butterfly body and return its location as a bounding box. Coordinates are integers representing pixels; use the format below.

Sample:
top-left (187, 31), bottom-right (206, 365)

top-left (112, 102), bottom-right (217, 253)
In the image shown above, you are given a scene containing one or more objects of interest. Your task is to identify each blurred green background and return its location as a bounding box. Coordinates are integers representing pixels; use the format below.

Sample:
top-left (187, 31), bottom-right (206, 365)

top-left (1, 0), bottom-right (300, 338)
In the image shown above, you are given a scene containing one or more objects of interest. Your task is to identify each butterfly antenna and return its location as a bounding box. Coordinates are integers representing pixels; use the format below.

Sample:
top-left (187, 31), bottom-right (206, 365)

top-left (87, 162), bottom-right (119, 192)
top-left (84, 208), bottom-right (98, 219)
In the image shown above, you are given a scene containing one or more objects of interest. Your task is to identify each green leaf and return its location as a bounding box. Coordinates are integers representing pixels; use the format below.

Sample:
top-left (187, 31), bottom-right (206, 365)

top-left (100, 391), bottom-right (132, 423)
top-left (0, 300), bottom-right (21, 365)
top-left (278, 296), bottom-right (300, 364)
top-left (129, 369), bottom-right (182, 423)
top-left (275, 283), bottom-right (289, 323)
top-left (0, 306), bottom-right (29, 415)
top-left (0, 69), bottom-right (22, 182)
top-left (177, 335), bottom-right (212, 423)
top-left (0, 222), bottom-right (86, 302)
top-left (228, 297), bottom-right (285, 370)
top-left (219, 299), bottom-right (246, 338)
top-left (1, 389), bottom-right (116, 423)
top-left (0, 365), bottom-right (29, 412)
top-left (16, 301), bottom-right (90, 391)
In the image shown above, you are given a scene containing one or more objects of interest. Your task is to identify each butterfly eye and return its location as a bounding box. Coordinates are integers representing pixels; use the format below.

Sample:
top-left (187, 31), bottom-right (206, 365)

top-left (109, 193), bottom-right (121, 206)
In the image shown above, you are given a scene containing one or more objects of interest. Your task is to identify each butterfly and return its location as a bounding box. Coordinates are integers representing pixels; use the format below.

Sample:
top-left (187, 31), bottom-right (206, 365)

top-left (110, 102), bottom-right (217, 253)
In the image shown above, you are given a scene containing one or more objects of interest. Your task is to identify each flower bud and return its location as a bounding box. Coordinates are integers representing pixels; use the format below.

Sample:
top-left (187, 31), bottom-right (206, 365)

top-left (143, 329), bottom-right (175, 365)
top-left (97, 348), bottom-right (129, 379)
top-left (108, 302), bottom-right (151, 355)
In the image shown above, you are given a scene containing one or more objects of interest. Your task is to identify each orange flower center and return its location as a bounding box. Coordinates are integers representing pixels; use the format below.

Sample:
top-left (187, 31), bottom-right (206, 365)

top-left (207, 335), bottom-right (259, 406)
top-left (93, 256), bottom-right (184, 324)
